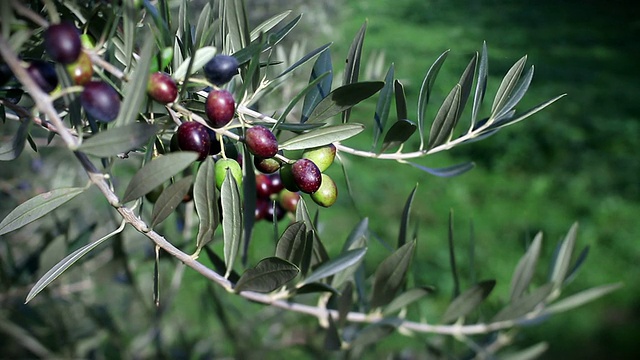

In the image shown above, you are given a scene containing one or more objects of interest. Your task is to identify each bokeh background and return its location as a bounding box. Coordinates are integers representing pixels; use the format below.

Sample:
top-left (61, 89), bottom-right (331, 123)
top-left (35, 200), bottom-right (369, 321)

top-left (1, 0), bottom-right (638, 358)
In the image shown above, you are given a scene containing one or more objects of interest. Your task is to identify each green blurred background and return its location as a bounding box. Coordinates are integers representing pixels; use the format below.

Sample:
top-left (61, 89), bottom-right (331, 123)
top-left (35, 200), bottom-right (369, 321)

top-left (320, 0), bottom-right (639, 358)
top-left (1, 0), bottom-right (639, 358)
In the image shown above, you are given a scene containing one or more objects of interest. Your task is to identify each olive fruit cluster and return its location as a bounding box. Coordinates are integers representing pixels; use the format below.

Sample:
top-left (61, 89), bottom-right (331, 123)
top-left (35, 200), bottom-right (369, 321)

top-left (278, 144), bottom-right (338, 207)
top-left (254, 173), bottom-right (300, 222)
top-left (33, 21), bottom-right (122, 123)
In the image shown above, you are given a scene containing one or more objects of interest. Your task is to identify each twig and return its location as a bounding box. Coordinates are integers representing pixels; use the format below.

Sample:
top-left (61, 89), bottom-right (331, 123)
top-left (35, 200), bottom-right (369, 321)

top-left (1, 28), bottom-right (556, 338)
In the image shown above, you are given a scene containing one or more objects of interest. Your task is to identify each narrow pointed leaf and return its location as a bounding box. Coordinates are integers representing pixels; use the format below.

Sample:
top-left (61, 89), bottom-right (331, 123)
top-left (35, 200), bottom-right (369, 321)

top-left (454, 53), bottom-right (478, 127)
top-left (370, 240), bottom-right (416, 308)
top-left (279, 71), bottom-right (331, 124)
top-left (550, 222), bottom-right (578, 289)
top-left (398, 185), bottom-right (418, 248)
top-left (301, 49), bottom-right (333, 122)
top-left (233, 15), bottom-right (302, 65)
top-left (280, 123), bottom-right (364, 150)
top-left (510, 232), bottom-right (543, 301)
top-left (418, 50), bottom-right (450, 143)
top-left (25, 222), bottom-right (124, 303)
top-left (222, 168), bottom-right (243, 278)
top-left (78, 123), bottom-right (159, 157)
top-left (299, 247), bottom-right (367, 287)
top-left (493, 283), bottom-right (554, 322)
top-left (0, 119), bottom-right (29, 161)
top-left (250, 10), bottom-right (292, 41)
top-left (306, 81), bottom-right (384, 124)
top-left (470, 42), bottom-right (488, 128)
top-left (494, 65), bottom-right (534, 121)
top-left (0, 187), bottom-right (84, 236)
top-left (337, 282), bottom-right (354, 326)
top-left (225, 0), bottom-right (250, 51)
top-left (122, 152), bottom-right (198, 203)
top-left (342, 21), bottom-right (367, 123)
top-left (151, 176), bottom-right (193, 227)
top-left (194, 158), bottom-right (219, 251)
top-left (324, 315), bottom-right (342, 351)
top-left (441, 280), bottom-right (496, 323)
top-left (482, 94), bottom-right (566, 133)
top-left (277, 42), bottom-right (332, 78)
top-left (242, 146), bottom-right (256, 265)
top-left (406, 161), bottom-right (475, 178)
top-left (234, 257), bottom-right (299, 293)
top-left (383, 287), bottom-right (434, 316)
top-left (564, 245), bottom-right (590, 285)
top-left (542, 283), bottom-right (623, 315)
top-left (394, 80), bottom-right (408, 121)
top-left (428, 85), bottom-right (461, 150)
top-left (173, 46), bottom-right (217, 82)
top-left (114, 39), bottom-right (154, 127)
top-left (373, 64), bottom-right (395, 148)
top-left (332, 219), bottom-right (368, 288)
top-left (380, 119), bottom-right (417, 153)
top-left (275, 221), bottom-right (307, 266)
top-left (491, 55), bottom-right (527, 115)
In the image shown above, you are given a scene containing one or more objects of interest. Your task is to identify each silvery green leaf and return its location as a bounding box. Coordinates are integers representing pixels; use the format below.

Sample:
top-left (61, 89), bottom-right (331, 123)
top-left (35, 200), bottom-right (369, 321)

top-left (221, 167), bottom-right (243, 278)
top-left (305, 81), bottom-right (384, 124)
top-left (299, 247), bottom-right (367, 287)
top-left (122, 152), bottom-right (198, 203)
top-left (417, 50), bottom-right (450, 145)
top-left (25, 221), bottom-right (125, 303)
top-left (194, 158), bottom-right (219, 251)
top-left (173, 46), bottom-right (217, 82)
top-left (78, 123), bottom-right (159, 157)
top-left (0, 187), bottom-right (85, 236)
top-left (280, 123), bottom-right (364, 150)
top-left (151, 176), bottom-right (193, 228)
top-left (234, 257), bottom-right (299, 293)
top-left (510, 232), bottom-right (543, 301)
top-left (370, 240), bottom-right (416, 308)
top-left (441, 280), bottom-right (496, 323)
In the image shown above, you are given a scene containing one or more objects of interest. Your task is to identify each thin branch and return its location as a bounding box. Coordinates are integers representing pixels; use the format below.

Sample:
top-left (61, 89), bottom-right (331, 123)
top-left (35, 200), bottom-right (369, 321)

top-left (1, 26), bottom-right (558, 339)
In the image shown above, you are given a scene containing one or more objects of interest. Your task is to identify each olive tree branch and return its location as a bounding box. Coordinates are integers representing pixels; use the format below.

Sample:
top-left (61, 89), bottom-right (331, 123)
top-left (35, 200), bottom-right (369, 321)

top-left (2, 28), bottom-right (558, 339)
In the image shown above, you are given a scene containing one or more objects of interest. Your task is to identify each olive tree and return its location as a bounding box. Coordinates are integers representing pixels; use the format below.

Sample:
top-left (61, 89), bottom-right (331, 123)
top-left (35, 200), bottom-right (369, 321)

top-left (0, 0), bottom-right (619, 358)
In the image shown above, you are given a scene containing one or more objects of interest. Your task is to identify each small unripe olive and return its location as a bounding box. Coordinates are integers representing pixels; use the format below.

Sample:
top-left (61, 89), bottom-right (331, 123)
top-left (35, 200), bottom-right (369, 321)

top-left (279, 163), bottom-right (299, 192)
top-left (311, 174), bottom-right (337, 207)
top-left (66, 51), bottom-right (93, 85)
top-left (215, 158), bottom-right (242, 190)
top-left (302, 144), bottom-right (336, 172)
top-left (278, 189), bottom-right (301, 213)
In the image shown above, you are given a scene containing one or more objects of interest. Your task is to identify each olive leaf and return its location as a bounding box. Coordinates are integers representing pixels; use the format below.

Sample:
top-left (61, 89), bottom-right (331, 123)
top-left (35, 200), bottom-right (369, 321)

top-left (234, 257), bottom-right (299, 293)
top-left (275, 221), bottom-right (308, 267)
top-left (250, 10), bottom-right (292, 41)
top-left (173, 46), bottom-right (217, 82)
top-left (370, 240), bottom-right (416, 309)
top-left (298, 247), bottom-right (367, 287)
top-left (279, 123), bottom-right (364, 150)
top-left (25, 221), bottom-right (126, 303)
top-left (372, 63), bottom-right (395, 148)
top-left (150, 176), bottom-right (193, 228)
top-left (510, 232), bottom-right (543, 301)
top-left (305, 81), bottom-right (384, 124)
top-left (121, 152), bottom-right (199, 203)
top-left (492, 283), bottom-right (554, 322)
top-left (342, 21), bottom-right (367, 123)
top-left (380, 119), bottom-right (417, 153)
top-left (383, 287), bottom-right (434, 316)
top-left (277, 42), bottom-right (332, 78)
top-left (221, 167), bottom-right (243, 279)
top-left (194, 158), bottom-right (219, 252)
top-left (0, 187), bottom-right (85, 236)
top-left (114, 38), bottom-right (154, 127)
top-left (441, 280), bottom-right (496, 323)
top-left (301, 48), bottom-right (333, 123)
top-left (78, 123), bottom-right (159, 157)
top-left (405, 161), bottom-right (475, 178)
top-left (417, 50), bottom-right (450, 146)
